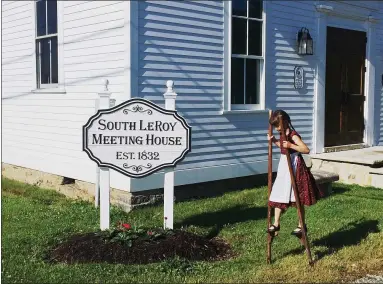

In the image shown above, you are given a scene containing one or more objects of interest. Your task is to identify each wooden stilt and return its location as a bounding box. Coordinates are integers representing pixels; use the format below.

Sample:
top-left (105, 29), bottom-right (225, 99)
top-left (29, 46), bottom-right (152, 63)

top-left (280, 118), bottom-right (314, 266)
top-left (266, 110), bottom-right (274, 264)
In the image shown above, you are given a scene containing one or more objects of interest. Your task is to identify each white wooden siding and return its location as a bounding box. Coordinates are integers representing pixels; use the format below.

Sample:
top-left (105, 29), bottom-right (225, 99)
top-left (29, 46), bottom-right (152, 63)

top-left (137, 0), bottom-right (271, 176)
top-left (265, 1), bottom-right (316, 147)
top-left (268, 0), bottom-right (383, 148)
top-left (1, 1), bottom-right (130, 190)
top-left (2, 0), bottom-right (383, 192)
top-left (376, 2), bottom-right (383, 145)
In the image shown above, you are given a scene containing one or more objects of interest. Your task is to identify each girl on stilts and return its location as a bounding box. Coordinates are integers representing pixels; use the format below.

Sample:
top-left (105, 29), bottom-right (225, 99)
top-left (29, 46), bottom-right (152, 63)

top-left (267, 110), bottom-right (326, 236)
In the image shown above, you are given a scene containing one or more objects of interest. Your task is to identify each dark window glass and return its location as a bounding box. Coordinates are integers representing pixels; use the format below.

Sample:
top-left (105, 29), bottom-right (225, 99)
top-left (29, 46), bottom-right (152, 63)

top-left (36, 0), bottom-right (46, 36)
top-left (246, 59), bottom-right (260, 104)
top-left (51, 37), bottom-right (58, 83)
top-left (232, 0), bottom-right (247, 17)
top-left (248, 20), bottom-right (262, 56)
top-left (232, 17), bottom-right (247, 55)
top-left (230, 0), bottom-right (263, 105)
top-left (231, 58), bottom-right (244, 104)
top-left (47, 0), bottom-right (57, 34)
top-left (249, 0), bottom-right (262, 19)
top-left (40, 38), bottom-right (51, 84)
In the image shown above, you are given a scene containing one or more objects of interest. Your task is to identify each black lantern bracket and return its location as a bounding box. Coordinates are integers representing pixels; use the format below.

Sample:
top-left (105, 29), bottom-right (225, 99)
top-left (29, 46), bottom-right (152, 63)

top-left (297, 27), bottom-right (313, 55)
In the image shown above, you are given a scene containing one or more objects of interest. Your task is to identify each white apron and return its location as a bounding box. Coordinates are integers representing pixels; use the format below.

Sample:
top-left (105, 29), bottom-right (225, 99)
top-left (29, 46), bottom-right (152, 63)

top-left (269, 153), bottom-right (299, 203)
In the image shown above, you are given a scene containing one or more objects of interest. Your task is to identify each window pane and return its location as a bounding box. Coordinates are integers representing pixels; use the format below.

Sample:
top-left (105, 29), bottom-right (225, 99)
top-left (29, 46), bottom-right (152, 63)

top-left (245, 59), bottom-right (260, 104)
top-left (51, 37), bottom-right (58, 83)
top-left (248, 20), bottom-right (262, 56)
top-left (36, 0), bottom-right (46, 36)
top-left (231, 57), bottom-right (244, 104)
top-left (249, 0), bottom-right (262, 19)
top-left (232, 17), bottom-right (247, 55)
top-left (232, 0), bottom-right (246, 17)
top-left (47, 0), bottom-right (57, 34)
top-left (40, 38), bottom-right (51, 84)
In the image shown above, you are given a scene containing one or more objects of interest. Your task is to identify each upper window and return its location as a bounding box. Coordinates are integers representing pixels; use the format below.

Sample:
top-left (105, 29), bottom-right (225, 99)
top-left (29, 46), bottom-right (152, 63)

top-left (225, 0), bottom-right (264, 110)
top-left (35, 0), bottom-right (58, 88)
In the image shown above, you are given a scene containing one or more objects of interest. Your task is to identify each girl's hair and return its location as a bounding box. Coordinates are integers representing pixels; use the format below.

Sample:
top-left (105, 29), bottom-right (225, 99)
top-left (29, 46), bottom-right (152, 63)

top-left (269, 109), bottom-right (296, 131)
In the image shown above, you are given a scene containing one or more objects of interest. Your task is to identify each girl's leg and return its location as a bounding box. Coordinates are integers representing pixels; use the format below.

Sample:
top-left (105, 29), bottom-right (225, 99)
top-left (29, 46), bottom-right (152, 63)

top-left (292, 206), bottom-right (307, 235)
top-left (267, 207), bottom-right (285, 233)
top-left (273, 207), bottom-right (284, 226)
top-left (297, 206), bottom-right (305, 227)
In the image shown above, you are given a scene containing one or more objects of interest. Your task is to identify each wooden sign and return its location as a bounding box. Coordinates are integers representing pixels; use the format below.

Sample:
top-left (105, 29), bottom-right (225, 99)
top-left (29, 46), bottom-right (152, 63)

top-left (83, 98), bottom-right (191, 178)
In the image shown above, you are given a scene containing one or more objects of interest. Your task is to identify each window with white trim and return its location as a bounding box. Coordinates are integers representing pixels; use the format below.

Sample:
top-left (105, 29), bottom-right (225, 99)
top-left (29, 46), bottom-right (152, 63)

top-left (35, 0), bottom-right (58, 88)
top-left (225, 0), bottom-right (264, 110)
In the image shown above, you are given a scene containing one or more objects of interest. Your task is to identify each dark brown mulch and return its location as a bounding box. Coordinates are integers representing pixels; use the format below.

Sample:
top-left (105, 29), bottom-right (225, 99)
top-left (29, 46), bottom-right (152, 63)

top-left (47, 230), bottom-right (233, 265)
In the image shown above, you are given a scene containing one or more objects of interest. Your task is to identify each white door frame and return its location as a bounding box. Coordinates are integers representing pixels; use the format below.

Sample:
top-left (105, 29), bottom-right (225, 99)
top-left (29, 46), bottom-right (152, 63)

top-left (313, 5), bottom-right (377, 154)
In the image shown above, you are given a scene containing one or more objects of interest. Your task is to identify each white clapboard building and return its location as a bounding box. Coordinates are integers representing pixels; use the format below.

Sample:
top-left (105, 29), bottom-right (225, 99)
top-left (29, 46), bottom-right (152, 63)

top-left (2, 1), bottom-right (383, 207)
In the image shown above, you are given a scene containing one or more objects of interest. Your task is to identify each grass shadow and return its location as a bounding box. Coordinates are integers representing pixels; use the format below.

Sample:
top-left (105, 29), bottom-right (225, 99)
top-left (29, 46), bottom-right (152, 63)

top-left (176, 205), bottom-right (267, 239)
top-left (283, 219), bottom-right (380, 260)
top-left (329, 184), bottom-right (383, 201)
top-left (133, 174), bottom-right (273, 209)
top-left (328, 184), bottom-right (352, 197)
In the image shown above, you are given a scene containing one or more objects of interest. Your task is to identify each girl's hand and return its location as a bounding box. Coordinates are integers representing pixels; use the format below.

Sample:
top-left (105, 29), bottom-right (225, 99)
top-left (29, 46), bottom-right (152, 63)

top-left (267, 134), bottom-right (275, 141)
top-left (282, 141), bottom-right (292, 149)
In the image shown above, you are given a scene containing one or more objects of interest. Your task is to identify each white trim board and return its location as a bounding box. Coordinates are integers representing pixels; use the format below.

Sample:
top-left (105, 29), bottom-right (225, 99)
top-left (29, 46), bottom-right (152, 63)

top-left (110, 0), bottom-right (140, 192)
top-left (57, 0), bottom-right (65, 90)
top-left (31, 1), bottom-right (37, 89)
top-left (124, 0), bottom-right (138, 104)
top-left (130, 159), bottom-right (279, 192)
top-left (313, 5), bottom-right (377, 154)
top-left (364, 20), bottom-right (376, 147)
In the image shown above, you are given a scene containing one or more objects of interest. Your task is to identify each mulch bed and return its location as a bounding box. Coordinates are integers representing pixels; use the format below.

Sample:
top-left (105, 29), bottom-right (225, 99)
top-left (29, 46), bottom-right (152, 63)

top-left (47, 230), bottom-right (234, 265)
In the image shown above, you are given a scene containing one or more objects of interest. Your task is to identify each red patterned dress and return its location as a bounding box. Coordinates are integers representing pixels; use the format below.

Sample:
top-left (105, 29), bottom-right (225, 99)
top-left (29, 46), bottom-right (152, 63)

top-left (268, 130), bottom-right (326, 210)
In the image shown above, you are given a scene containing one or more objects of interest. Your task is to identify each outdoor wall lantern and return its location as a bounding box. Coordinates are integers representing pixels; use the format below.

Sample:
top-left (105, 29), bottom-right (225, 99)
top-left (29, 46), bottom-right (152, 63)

top-left (297, 27), bottom-right (313, 55)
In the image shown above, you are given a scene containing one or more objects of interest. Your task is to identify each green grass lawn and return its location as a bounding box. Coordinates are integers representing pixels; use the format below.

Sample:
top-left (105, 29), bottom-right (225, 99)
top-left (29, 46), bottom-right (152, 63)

top-left (2, 177), bottom-right (383, 283)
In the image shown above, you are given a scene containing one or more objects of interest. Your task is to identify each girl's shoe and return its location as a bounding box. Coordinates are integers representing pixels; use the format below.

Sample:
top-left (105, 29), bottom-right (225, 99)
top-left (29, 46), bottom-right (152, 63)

top-left (291, 224), bottom-right (308, 236)
top-left (266, 224), bottom-right (280, 234)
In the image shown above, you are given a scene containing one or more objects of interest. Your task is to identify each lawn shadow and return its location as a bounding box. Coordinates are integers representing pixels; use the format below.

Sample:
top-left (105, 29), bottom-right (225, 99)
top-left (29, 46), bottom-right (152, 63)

top-left (328, 184), bottom-right (352, 197)
top-left (328, 184), bottom-right (383, 201)
top-left (176, 205), bottom-right (267, 239)
top-left (133, 174), bottom-right (273, 209)
top-left (283, 219), bottom-right (380, 260)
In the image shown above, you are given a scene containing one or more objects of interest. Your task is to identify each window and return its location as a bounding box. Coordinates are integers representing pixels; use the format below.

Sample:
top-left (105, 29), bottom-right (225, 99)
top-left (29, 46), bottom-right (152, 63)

top-left (224, 0), bottom-right (264, 110)
top-left (35, 0), bottom-right (58, 88)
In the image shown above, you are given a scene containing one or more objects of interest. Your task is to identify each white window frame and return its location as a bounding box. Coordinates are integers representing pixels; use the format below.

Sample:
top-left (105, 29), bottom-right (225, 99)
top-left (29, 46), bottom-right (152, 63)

top-left (223, 0), bottom-right (266, 112)
top-left (33, 0), bottom-right (65, 92)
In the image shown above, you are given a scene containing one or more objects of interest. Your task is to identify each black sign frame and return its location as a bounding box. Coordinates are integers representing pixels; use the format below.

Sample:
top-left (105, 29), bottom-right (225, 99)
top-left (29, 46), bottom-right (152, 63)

top-left (83, 98), bottom-right (192, 178)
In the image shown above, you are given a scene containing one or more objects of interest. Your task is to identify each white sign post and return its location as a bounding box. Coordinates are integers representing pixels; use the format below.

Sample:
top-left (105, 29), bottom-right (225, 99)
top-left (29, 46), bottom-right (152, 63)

top-left (94, 81), bottom-right (116, 209)
top-left (83, 80), bottom-right (191, 230)
top-left (163, 81), bottom-right (177, 229)
top-left (98, 80), bottom-right (111, 230)
top-left (95, 96), bottom-right (100, 208)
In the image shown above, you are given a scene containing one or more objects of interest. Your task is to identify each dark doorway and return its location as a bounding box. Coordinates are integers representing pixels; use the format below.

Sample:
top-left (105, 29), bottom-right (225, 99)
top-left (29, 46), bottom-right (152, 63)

top-left (325, 27), bottom-right (366, 147)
